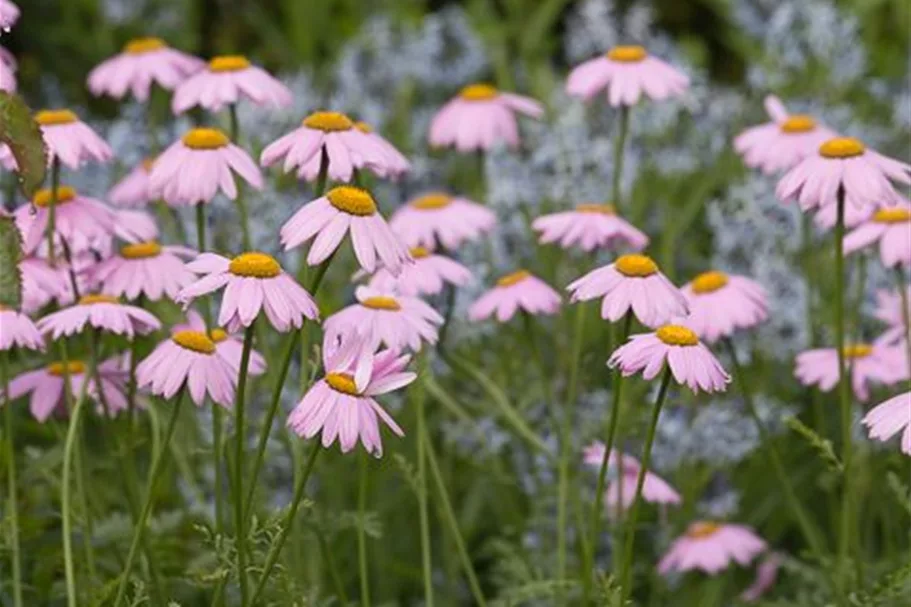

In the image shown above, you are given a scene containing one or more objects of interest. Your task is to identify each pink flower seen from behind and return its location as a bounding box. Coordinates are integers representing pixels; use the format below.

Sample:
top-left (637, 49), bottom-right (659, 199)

top-left (88, 37), bottom-right (203, 101)
top-left (87, 241), bottom-right (197, 301)
top-left (795, 340), bottom-right (903, 402)
top-left (109, 158), bottom-right (155, 207)
top-left (35, 109), bottom-right (112, 169)
top-left (566, 45), bottom-right (689, 107)
top-left (172, 55), bottom-right (291, 113)
top-left (681, 271), bottom-right (768, 343)
top-left (469, 270), bottom-right (561, 323)
top-left (658, 521), bottom-right (767, 575)
top-left (533, 203), bottom-right (648, 252)
top-left (37, 294), bottom-right (161, 340)
top-left (367, 246), bottom-right (472, 297)
top-left (389, 192), bottom-right (496, 251)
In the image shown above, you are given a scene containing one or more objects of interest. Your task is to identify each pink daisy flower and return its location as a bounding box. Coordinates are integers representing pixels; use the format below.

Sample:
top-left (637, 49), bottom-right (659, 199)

top-left (777, 137), bottom-right (911, 211)
top-left (171, 55), bottom-right (291, 114)
top-left (388, 192), bottom-right (497, 251)
top-left (366, 246), bottom-right (472, 297)
top-left (149, 128), bottom-right (263, 206)
top-left (87, 241), bottom-right (196, 301)
top-left (34, 109), bottom-right (112, 169)
top-left (658, 522), bottom-right (767, 575)
top-left (37, 294), bottom-right (161, 340)
top-left (843, 200), bottom-right (911, 268)
top-left (532, 203), bottom-right (648, 252)
top-left (583, 443), bottom-right (681, 514)
top-left (109, 158), bottom-right (155, 207)
top-left (178, 252), bottom-right (319, 333)
top-left (324, 286), bottom-right (443, 352)
top-left (281, 185), bottom-right (411, 275)
top-left (740, 554), bottom-right (783, 603)
top-left (88, 37), bottom-right (203, 102)
top-left (173, 310), bottom-right (266, 376)
top-left (874, 287), bottom-right (911, 345)
top-left (15, 187), bottom-right (115, 255)
top-left (20, 256), bottom-right (70, 312)
top-left (287, 331), bottom-right (414, 456)
top-left (566, 45), bottom-right (689, 107)
top-left (609, 323), bottom-right (730, 394)
top-left (680, 271), bottom-right (768, 343)
top-left (795, 340), bottom-right (903, 402)
top-left (862, 392), bottom-right (911, 455)
top-left (734, 96), bottom-right (838, 174)
top-left (812, 196), bottom-right (874, 231)
top-left (354, 121), bottom-right (411, 178)
top-left (567, 253), bottom-right (687, 328)
top-left (0, 306), bottom-right (44, 351)
top-left (0, 0), bottom-right (18, 31)
top-left (112, 208), bottom-right (158, 245)
top-left (429, 83), bottom-right (543, 152)
top-left (468, 270), bottom-right (561, 323)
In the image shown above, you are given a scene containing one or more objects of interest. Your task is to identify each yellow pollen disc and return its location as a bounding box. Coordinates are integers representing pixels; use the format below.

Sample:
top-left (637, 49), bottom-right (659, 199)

top-left (326, 186), bottom-right (377, 216)
top-left (615, 254), bottom-right (658, 277)
top-left (780, 115), bottom-right (816, 133)
top-left (607, 45), bottom-right (648, 62)
top-left (843, 344), bottom-right (873, 358)
top-left (497, 270), bottom-right (531, 288)
top-left (575, 203), bottom-right (616, 215)
top-left (208, 55), bottom-right (250, 72)
top-left (229, 252), bottom-right (282, 278)
top-left (47, 361), bottom-right (86, 376)
top-left (687, 522), bottom-right (721, 539)
top-left (690, 270), bottom-right (729, 294)
top-left (873, 208), bottom-right (911, 223)
top-left (354, 121), bottom-right (372, 133)
top-left (124, 37), bottom-right (166, 54)
top-left (209, 328), bottom-right (229, 343)
top-left (459, 84), bottom-right (499, 101)
top-left (362, 296), bottom-right (401, 311)
top-left (411, 193), bottom-right (452, 210)
top-left (656, 325), bottom-right (700, 346)
top-left (182, 128), bottom-right (230, 150)
top-left (35, 109), bottom-right (79, 126)
top-left (33, 186), bottom-right (77, 207)
top-left (120, 241), bottom-right (162, 259)
top-left (325, 372), bottom-right (359, 395)
top-left (79, 294), bottom-right (119, 305)
top-left (303, 111), bottom-right (354, 132)
top-left (172, 330), bottom-right (216, 354)
top-left (819, 137), bottom-right (865, 159)
top-left (410, 246), bottom-right (431, 259)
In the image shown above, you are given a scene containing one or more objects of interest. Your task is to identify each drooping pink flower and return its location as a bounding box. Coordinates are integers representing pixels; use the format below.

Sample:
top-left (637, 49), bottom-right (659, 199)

top-left (0, 45), bottom-right (15, 92)
top-left (177, 252), bottom-right (319, 333)
top-left (532, 203), bottom-right (648, 252)
top-left (566, 45), bottom-right (689, 107)
top-left (171, 55), bottom-right (291, 113)
top-left (15, 187), bottom-right (115, 255)
top-left (862, 392), bottom-right (911, 455)
top-left (287, 331), bottom-right (414, 456)
top-left (37, 294), bottom-right (160, 339)
top-left (388, 192), bottom-right (496, 251)
top-left (843, 200), bottom-right (911, 268)
top-left (173, 310), bottom-right (266, 376)
top-left (740, 553), bottom-right (783, 603)
top-left (88, 37), bottom-right (203, 101)
top-left (34, 109), bottom-right (112, 169)
top-left (281, 185), bottom-right (411, 275)
top-left (87, 241), bottom-right (196, 301)
top-left (777, 137), bottom-right (911, 211)
top-left (874, 287), bottom-right (911, 345)
top-left (567, 254), bottom-right (687, 328)
top-left (794, 339), bottom-right (903, 402)
top-left (109, 158), bottom-right (155, 207)
top-left (680, 271), bottom-right (768, 343)
top-left (366, 246), bottom-right (472, 297)
top-left (469, 270), bottom-right (561, 322)
top-left (20, 256), bottom-right (71, 312)
top-left (0, 306), bottom-right (44, 351)
top-left (812, 196), bottom-right (874, 231)
top-left (112, 209), bottom-right (158, 246)
top-left (0, 0), bottom-right (19, 31)
top-left (658, 522), bottom-right (767, 575)
top-left (429, 83), bottom-right (543, 152)
top-left (609, 323), bottom-right (730, 394)
top-left (354, 121), bottom-right (411, 178)
top-left (149, 128), bottom-right (262, 206)
top-left (583, 443), bottom-right (681, 514)
top-left (734, 96), bottom-right (838, 174)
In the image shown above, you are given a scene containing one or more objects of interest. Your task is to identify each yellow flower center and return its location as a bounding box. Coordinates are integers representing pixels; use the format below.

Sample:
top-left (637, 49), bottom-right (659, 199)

top-left (362, 296), bottom-right (401, 311)
top-left (656, 325), bottom-right (699, 346)
top-left (303, 111), bottom-right (354, 132)
top-left (209, 328), bottom-right (229, 343)
top-left (123, 37), bottom-right (166, 55)
top-left (410, 246), bottom-right (431, 259)
top-left (459, 84), bottom-right (499, 101)
top-left (228, 252), bottom-right (282, 278)
top-left (497, 270), bottom-right (530, 288)
top-left (690, 270), bottom-right (729, 294)
top-left (687, 521), bottom-right (721, 539)
top-left (326, 186), bottom-right (377, 216)
top-left (325, 372), bottom-right (359, 395)
top-left (208, 55), bottom-right (250, 72)
top-left (819, 137), bottom-right (865, 159)
top-left (172, 330), bottom-right (216, 354)
top-left (354, 121), bottom-right (372, 133)
top-left (411, 193), bottom-right (452, 210)
top-left (615, 254), bottom-right (658, 278)
top-left (182, 128), bottom-right (230, 150)
top-left (780, 115), bottom-right (816, 133)
top-left (120, 241), bottom-right (162, 259)
top-left (47, 361), bottom-right (86, 376)
top-left (575, 203), bottom-right (616, 215)
top-left (873, 208), bottom-right (911, 224)
top-left (78, 294), bottom-right (120, 305)
top-left (33, 186), bottom-right (77, 207)
top-left (35, 109), bottom-right (79, 126)
top-left (843, 344), bottom-right (873, 359)
top-left (607, 45), bottom-right (647, 62)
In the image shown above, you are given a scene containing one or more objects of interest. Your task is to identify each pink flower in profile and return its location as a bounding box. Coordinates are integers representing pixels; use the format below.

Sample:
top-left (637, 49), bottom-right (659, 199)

top-left (658, 522), bottom-right (767, 575)
top-left (734, 96), bottom-right (837, 174)
top-left (0, 306), bottom-right (44, 351)
top-left (109, 158), bottom-right (155, 207)
top-left (37, 294), bottom-right (160, 340)
top-left (34, 109), bottom-right (112, 169)
top-left (367, 246), bottom-right (472, 297)
top-left (429, 83), bottom-right (543, 152)
top-left (15, 187), bottom-right (115, 255)
top-left (680, 271), bottom-right (768, 343)
top-left (171, 55), bottom-right (291, 113)
top-left (469, 270), bottom-right (561, 323)
top-left (566, 45), bottom-right (689, 107)
top-left (874, 287), bottom-right (911, 345)
top-left (567, 254), bottom-right (687, 328)
top-left (149, 128), bottom-right (262, 206)
top-left (281, 185), bottom-right (411, 275)
top-left (88, 37), bottom-right (203, 101)
top-left (862, 392), bottom-right (911, 455)
top-left (287, 331), bottom-right (414, 456)
top-left (813, 196), bottom-right (873, 231)
top-left (609, 323), bottom-right (730, 393)
top-left (173, 310), bottom-right (266, 376)
top-left (324, 286), bottom-right (442, 352)
top-left (740, 554), bottom-right (783, 603)
top-left (389, 192), bottom-right (496, 251)
top-left (532, 203), bottom-right (648, 252)
top-left (137, 330), bottom-right (237, 407)
top-left (7, 359), bottom-right (129, 421)
top-left (795, 339), bottom-right (903, 402)
top-left (0, 0), bottom-right (19, 31)
top-left (87, 241), bottom-right (196, 301)
top-left (583, 443), bottom-right (681, 514)
top-left (777, 137), bottom-right (911, 211)
top-left (354, 121), bottom-right (411, 178)
top-left (20, 256), bottom-right (70, 312)
top-left (844, 200), bottom-right (911, 268)
top-left (178, 252), bottom-right (319, 333)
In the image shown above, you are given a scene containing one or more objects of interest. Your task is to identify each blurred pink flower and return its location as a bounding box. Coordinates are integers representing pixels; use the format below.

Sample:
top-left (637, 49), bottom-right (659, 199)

top-left (795, 339), bottom-right (903, 401)
top-left (532, 203), bottom-right (648, 252)
top-left (680, 271), bottom-right (768, 343)
top-left (0, 307), bottom-right (43, 351)
top-left (873, 287), bottom-right (911, 345)
top-left (88, 37), bottom-right (203, 101)
top-left (740, 554), bottom-right (783, 603)
top-left (172, 55), bottom-right (291, 113)
top-left (0, 46), bottom-right (15, 92)
top-left (658, 522), bottom-right (767, 575)
top-left (87, 241), bottom-right (196, 301)
top-left (566, 45), bottom-right (688, 106)
top-left (112, 209), bottom-right (158, 245)
top-left (174, 310), bottom-right (266, 376)
top-left (35, 109), bottom-right (112, 169)
top-left (389, 192), bottom-right (496, 251)
top-left (37, 294), bottom-right (160, 339)
top-left (469, 270), bottom-right (561, 322)
top-left (583, 443), bottom-right (681, 514)
top-left (20, 256), bottom-right (70, 312)
top-left (862, 391), bottom-right (911, 455)
top-left (109, 158), bottom-right (155, 207)
top-left (843, 199), bottom-right (911, 268)
top-left (354, 121), bottom-right (411, 178)
top-left (0, 0), bottom-right (19, 31)
top-left (367, 247), bottom-right (472, 297)
top-left (15, 187), bottom-right (115, 255)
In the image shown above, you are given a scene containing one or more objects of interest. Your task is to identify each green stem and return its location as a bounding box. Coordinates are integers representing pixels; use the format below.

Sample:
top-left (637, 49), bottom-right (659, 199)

top-left (316, 530), bottom-right (349, 604)
top-left (358, 451), bottom-right (371, 607)
top-left (2, 351), bottom-right (23, 607)
top-left (46, 158), bottom-right (60, 266)
top-left (612, 106), bottom-right (630, 211)
top-left (233, 323), bottom-right (256, 604)
top-left (415, 354), bottom-right (435, 607)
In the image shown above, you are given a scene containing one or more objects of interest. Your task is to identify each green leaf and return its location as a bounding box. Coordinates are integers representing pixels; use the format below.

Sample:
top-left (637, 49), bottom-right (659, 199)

top-left (0, 214), bottom-right (23, 309)
top-left (0, 92), bottom-right (47, 199)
